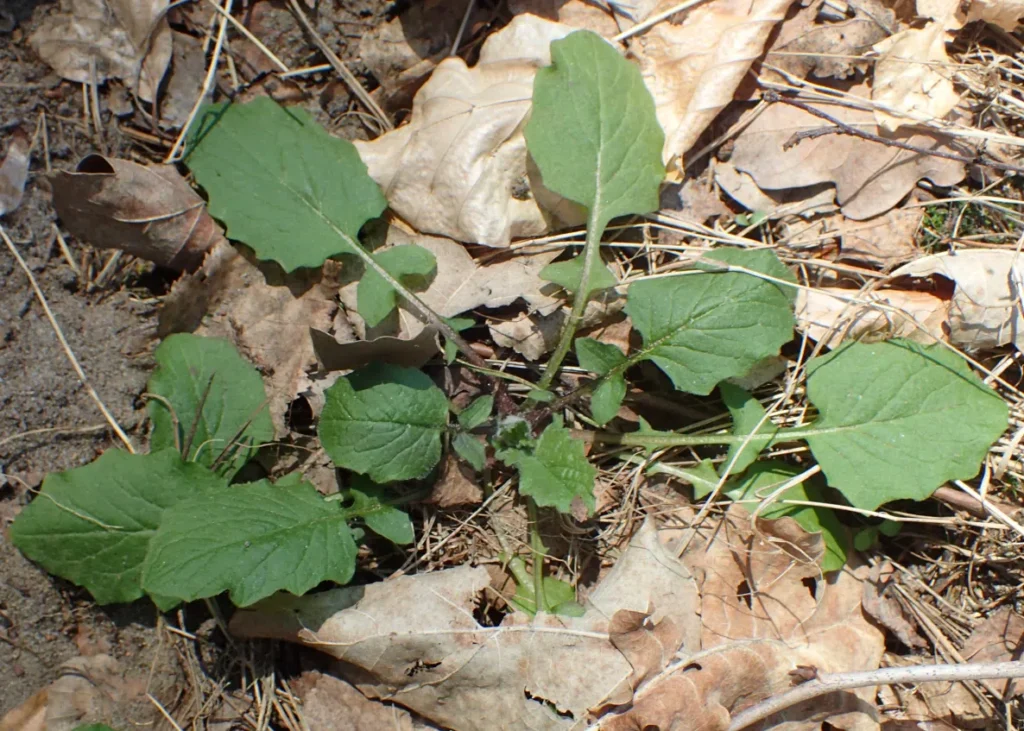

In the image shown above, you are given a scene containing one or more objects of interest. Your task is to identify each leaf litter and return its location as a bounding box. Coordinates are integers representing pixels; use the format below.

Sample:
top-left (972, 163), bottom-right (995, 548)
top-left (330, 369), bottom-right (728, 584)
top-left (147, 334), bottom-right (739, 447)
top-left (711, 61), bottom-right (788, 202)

top-left (9, 0), bottom-right (1024, 728)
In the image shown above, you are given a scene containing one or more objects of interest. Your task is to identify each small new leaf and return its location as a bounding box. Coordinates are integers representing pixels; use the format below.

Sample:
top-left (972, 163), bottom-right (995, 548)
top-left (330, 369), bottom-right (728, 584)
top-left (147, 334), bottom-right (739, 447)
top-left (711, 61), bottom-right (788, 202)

top-left (541, 256), bottom-right (617, 297)
top-left (347, 477), bottom-right (415, 545)
top-left (319, 365), bottom-right (448, 482)
top-left (185, 98), bottom-right (387, 272)
top-left (626, 249), bottom-right (795, 395)
top-left (576, 337), bottom-right (627, 426)
top-left (357, 244), bottom-right (437, 327)
top-left (802, 340), bottom-right (1008, 510)
top-left (500, 418), bottom-right (596, 515)
top-left (148, 333), bottom-right (273, 477)
top-left (458, 395), bottom-right (494, 430)
top-left (142, 479), bottom-right (358, 607)
top-left (9, 449), bottom-right (225, 605)
top-left (453, 433), bottom-right (487, 471)
top-left (719, 383), bottom-right (775, 477)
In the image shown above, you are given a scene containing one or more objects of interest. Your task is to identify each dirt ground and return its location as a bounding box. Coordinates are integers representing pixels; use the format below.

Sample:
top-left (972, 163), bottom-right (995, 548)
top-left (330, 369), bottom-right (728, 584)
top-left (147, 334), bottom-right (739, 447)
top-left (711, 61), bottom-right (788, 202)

top-left (0, 0), bottom-right (388, 723)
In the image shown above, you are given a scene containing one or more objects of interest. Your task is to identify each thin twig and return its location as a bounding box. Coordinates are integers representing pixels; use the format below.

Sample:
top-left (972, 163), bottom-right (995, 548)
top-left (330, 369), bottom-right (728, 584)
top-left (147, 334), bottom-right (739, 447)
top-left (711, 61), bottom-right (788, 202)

top-left (728, 661), bottom-right (1024, 730)
top-left (1, 224), bottom-right (135, 453)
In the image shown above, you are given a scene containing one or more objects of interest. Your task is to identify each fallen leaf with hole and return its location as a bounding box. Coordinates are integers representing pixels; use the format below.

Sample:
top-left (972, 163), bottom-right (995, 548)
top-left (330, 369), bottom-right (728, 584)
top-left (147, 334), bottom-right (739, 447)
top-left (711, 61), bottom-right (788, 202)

top-left (637, 0), bottom-right (798, 164)
top-left (353, 14), bottom-right (585, 246)
top-left (728, 85), bottom-right (968, 219)
top-left (0, 126), bottom-right (30, 217)
top-left (892, 249), bottom-right (1024, 350)
top-left (872, 22), bottom-right (960, 131)
top-left (51, 154), bottom-right (225, 271)
top-left (796, 286), bottom-right (948, 348)
top-left (231, 521), bottom-right (699, 731)
top-left (962, 607), bottom-right (1024, 697)
top-left (763, 0), bottom-right (893, 81)
top-left (160, 241), bottom-right (337, 436)
top-left (30, 0), bottom-right (172, 102)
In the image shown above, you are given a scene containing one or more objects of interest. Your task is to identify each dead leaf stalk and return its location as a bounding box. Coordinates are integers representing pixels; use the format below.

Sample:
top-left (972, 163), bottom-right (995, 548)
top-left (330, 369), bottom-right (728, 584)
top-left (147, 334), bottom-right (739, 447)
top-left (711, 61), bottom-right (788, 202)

top-left (727, 661), bottom-right (1024, 730)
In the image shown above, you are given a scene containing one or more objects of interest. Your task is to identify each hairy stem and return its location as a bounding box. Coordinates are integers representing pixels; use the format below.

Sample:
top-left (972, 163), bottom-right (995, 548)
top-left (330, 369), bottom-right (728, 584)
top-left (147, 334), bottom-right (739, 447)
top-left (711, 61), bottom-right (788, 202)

top-left (537, 211), bottom-right (604, 391)
top-left (728, 661), bottom-right (1024, 730)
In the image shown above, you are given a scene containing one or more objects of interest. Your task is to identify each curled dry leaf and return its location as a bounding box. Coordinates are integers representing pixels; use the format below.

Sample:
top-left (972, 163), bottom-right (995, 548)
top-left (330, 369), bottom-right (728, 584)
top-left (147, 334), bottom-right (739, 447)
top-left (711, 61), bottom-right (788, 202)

top-left (231, 521), bottom-right (699, 731)
top-left (763, 0), bottom-right (894, 81)
top-left (160, 242), bottom-right (337, 436)
top-left (637, 0), bottom-right (798, 164)
top-left (729, 85), bottom-right (968, 219)
top-left (872, 22), bottom-right (960, 132)
top-left (354, 14), bottom-right (585, 247)
top-left (892, 249), bottom-right (1024, 350)
top-left (489, 290), bottom-right (625, 360)
top-left (716, 162), bottom-right (837, 220)
top-left (51, 154), bottom-right (225, 271)
top-left (0, 126), bottom-right (30, 217)
top-left (31, 0), bottom-right (172, 102)
top-left (796, 287), bottom-right (948, 348)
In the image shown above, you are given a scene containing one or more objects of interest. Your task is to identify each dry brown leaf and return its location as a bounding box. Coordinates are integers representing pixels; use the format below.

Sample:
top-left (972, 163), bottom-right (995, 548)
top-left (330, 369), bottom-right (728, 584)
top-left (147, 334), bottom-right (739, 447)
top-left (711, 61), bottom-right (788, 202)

top-left (872, 22), bottom-right (960, 132)
top-left (508, 0), bottom-right (631, 35)
top-left (605, 506), bottom-right (884, 730)
top-left (353, 14), bottom-right (585, 247)
top-left (796, 287), bottom-right (949, 347)
top-left (158, 31), bottom-right (206, 128)
top-left (311, 326), bottom-right (439, 371)
top-left (729, 85), bottom-right (968, 219)
top-left (638, 0), bottom-right (798, 163)
top-left (160, 242), bottom-right (337, 436)
top-left (861, 562), bottom-right (928, 650)
top-left (31, 0), bottom-right (172, 102)
top-left (231, 521), bottom-right (699, 731)
top-left (716, 162), bottom-right (837, 219)
top-left (965, 0), bottom-right (1024, 29)
top-left (781, 208), bottom-right (924, 267)
top-left (429, 453), bottom-right (485, 507)
top-left (0, 126), bottom-right (30, 218)
top-left (291, 670), bottom-right (415, 731)
top-left (879, 654), bottom-right (989, 728)
top-left (961, 607), bottom-right (1024, 697)
top-left (489, 290), bottom-right (624, 360)
top-left (892, 249), bottom-right (1024, 350)
top-left (51, 154), bottom-right (225, 271)
top-left (764, 0), bottom-right (894, 81)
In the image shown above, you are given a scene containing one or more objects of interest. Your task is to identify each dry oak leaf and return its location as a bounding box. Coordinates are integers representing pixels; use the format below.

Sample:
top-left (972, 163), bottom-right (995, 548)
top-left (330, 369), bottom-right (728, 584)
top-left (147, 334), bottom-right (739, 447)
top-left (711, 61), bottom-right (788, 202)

top-left (0, 126), bottom-right (30, 218)
top-left (354, 14), bottom-right (585, 247)
top-left (230, 521), bottom-right (699, 731)
top-left (961, 607), bottom-right (1024, 697)
top-left (780, 207), bottom-right (924, 267)
top-left (51, 154), bottom-right (225, 271)
top-left (160, 241), bottom-right (337, 436)
top-left (872, 22), bottom-right (960, 132)
top-left (638, 0), bottom-right (799, 164)
top-left (729, 87), bottom-right (968, 219)
top-left (763, 0), bottom-right (894, 81)
top-left (31, 0), bottom-right (172, 102)
top-left (606, 506), bottom-right (885, 730)
top-left (796, 287), bottom-right (948, 348)
top-left (892, 249), bottom-right (1024, 351)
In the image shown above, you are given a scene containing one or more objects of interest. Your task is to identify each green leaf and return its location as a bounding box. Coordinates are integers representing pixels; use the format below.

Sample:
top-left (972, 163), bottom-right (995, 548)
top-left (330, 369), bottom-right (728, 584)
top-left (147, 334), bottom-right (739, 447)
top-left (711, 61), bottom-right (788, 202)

top-left (525, 30), bottom-right (664, 232)
top-left (853, 527), bottom-right (878, 551)
top-left (719, 383), bottom-right (775, 477)
top-left (453, 433), bottom-right (487, 471)
top-left (443, 316), bottom-right (475, 365)
top-left (185, 98), bottom-right (387, 272)
top-left (348, 477), bottom-right (414, 545)
top-left (142, 480), bottom-right (358, 606)
top-left (357, 244), bottom-right (436, 327)
top-left (802, 340), bottom-right (1008, 510)
top-left (626, 249), bottom-right (795, 395)
top-left (458, 395), bottom-right (494, 430)
top-left (148, 333), bottom-right (273, 478)
top-left (576, 338), bottom-right (627, 425)
top-left (319, 365), bottom-right (448, 482)
top-left (541, 256), bottom-right (617, 297)
top-left (680, 459), bottom-right (723, 500)
top-left (500, 418), bottom-right (596, 515)
top-left (9, 449), bottom-right (225, 605)
top-left (505, 555), bottom-right (584, 617)
top-left (727, 461), bottom-right (848, 573)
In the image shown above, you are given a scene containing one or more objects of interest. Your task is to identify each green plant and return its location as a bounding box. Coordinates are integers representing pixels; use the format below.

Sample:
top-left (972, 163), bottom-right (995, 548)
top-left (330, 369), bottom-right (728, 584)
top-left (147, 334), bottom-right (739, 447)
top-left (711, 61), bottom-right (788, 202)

top-left (10, 30), bottom-right (1008, 613)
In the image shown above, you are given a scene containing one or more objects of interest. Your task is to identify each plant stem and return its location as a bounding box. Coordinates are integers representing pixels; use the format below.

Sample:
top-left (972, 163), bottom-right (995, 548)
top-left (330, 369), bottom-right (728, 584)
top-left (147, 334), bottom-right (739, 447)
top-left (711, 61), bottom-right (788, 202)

top-left (537, 210), bottom-right (604, 391)
top-left (526, 498), bottom-right (547, 614)
top-left (728, 661), bottom-right (1024, 730)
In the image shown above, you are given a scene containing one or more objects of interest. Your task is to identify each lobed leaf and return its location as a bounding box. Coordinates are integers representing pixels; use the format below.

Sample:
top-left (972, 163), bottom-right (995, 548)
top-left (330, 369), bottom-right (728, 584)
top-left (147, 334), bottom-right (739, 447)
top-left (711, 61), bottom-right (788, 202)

top-left (185, 98), bottom-right (387, 272)
top-left (801, 340), bottom-right (1008, 510)
top-left (9, 449), bottom-right (225, 605)
top-left (499, 418), bottom-right (596, 515)
top-left (626, 249), bottom-right (795, 395)
top-left (319, 364), bottom-right (448, 482)
top-left (142, 479), bottom-right (358, 607)
top-left (148, 333), bottom-right (273, 478)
